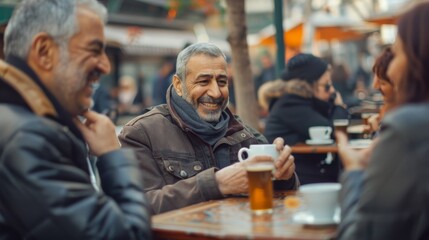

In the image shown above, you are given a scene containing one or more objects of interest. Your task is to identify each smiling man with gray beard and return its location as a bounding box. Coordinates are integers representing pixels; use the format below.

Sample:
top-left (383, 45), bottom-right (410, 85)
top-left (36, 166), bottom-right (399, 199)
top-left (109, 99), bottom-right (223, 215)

top-left (119, 42), bottom-right (299, 214)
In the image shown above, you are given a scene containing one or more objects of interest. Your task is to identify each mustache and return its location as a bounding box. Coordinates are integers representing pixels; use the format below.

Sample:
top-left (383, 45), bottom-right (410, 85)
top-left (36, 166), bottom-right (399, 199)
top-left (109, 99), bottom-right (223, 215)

top-left (88, 70), bottom-right (102, 79)
top-left (198, 95), bottom-right (225, 104)
top-left (88, 70), bottom-right (102, 88)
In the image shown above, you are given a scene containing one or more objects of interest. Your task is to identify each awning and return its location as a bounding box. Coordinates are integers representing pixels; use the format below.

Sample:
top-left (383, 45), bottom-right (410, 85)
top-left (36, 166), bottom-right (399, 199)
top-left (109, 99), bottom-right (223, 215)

top-left (254, 13), bottom-right (370, 48)
top-left (258, 22), bottom-right (303, 48)
top-left (105, 25), bottom-right (197, 56)
top-left (365, 12), bottom-right (399, 25)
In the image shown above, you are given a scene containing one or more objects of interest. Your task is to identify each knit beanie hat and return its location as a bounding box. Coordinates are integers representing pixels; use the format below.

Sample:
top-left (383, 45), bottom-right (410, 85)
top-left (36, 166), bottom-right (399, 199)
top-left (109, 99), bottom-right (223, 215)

top-left (281, 53), bottom-right (328, 84)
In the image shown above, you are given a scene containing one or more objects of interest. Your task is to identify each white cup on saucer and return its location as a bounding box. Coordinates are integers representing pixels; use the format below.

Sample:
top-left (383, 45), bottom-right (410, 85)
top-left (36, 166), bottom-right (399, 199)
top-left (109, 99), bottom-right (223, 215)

top-left (309, 126), bottom-right (332, 140)
top-left (298, 183), bottom-right (341, 222)
top-left (306, 126), bottom-right (333, 145)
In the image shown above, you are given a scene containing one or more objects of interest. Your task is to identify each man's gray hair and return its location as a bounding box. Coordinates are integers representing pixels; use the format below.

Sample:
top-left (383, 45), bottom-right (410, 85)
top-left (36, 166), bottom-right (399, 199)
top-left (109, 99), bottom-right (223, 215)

top-left (175, 42), bottom-right (226, 81)
top-left (4, 0), bottom-right (107, 59)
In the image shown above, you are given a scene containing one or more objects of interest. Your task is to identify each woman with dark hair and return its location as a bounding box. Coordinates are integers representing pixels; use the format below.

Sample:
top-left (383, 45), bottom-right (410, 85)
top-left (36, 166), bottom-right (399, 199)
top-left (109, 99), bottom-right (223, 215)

top-left (365, 46), bottom-right (395, 134)
top-left (372, 46), bottom-right (395, 110)
top-left (336, 2), bottom-right (429, 239)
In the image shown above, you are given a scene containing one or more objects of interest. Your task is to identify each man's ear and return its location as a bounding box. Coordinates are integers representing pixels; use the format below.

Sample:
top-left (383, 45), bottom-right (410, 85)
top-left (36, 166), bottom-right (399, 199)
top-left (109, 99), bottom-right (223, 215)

top-left (172, 74), bottom-right (183, 96)
top-left (28, 33), bottom-right (58, 71)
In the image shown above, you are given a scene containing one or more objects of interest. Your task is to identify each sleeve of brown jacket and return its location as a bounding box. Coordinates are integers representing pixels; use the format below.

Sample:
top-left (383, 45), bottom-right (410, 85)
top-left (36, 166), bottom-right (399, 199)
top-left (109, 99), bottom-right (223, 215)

top-left (119, 123), bottom-right (224, 215)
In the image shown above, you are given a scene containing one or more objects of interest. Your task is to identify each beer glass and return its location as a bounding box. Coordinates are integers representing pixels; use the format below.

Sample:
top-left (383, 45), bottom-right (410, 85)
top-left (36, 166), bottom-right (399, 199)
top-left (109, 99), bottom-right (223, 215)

top-left (238, 144), bottom-right (277, 215)
top-left (333, 119), bottom-right (349, 135)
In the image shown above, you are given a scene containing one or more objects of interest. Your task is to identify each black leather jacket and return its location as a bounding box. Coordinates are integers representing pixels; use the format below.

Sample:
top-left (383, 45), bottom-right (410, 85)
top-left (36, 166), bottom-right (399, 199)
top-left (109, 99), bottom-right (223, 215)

top-left (0, 57), bottom-right (151, 239)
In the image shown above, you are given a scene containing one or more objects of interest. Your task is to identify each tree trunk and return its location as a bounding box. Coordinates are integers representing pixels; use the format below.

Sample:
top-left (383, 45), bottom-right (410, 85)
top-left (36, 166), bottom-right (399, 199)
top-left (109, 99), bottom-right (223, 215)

top-left (225, 0), bottom-right (260, 130)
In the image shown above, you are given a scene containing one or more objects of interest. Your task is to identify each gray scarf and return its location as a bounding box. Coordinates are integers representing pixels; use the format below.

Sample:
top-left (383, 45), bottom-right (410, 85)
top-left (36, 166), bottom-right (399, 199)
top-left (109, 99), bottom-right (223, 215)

top-left (170, 88), bottom-right (230, 146)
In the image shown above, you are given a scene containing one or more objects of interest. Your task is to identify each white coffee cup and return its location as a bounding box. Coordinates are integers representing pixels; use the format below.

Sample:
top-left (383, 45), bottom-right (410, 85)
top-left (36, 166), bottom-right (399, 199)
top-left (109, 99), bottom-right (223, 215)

top-left (309, 126), bottom-right (332, 140)
top-left (299, 183), bottom-right (341, 220)
top-left (238, 144), bottom-right (279, 162)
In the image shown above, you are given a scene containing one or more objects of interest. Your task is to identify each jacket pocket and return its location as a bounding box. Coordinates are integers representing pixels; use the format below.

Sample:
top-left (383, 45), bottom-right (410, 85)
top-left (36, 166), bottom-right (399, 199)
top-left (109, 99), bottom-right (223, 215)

top-left (160, 156), bottom-right (204, 179)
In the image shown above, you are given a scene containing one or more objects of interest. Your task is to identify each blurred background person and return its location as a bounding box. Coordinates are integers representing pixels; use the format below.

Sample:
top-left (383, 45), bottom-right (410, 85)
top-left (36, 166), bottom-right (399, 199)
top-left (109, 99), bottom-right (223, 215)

top-left (263, 53), bottom-right (349, 185)
top-left (92, 82), bottom-right (115, 114)
top-left (349, 52), bottom-right (372, 101)
top-left (151, 58), bottom-right (176, 106)
top-left (254, 52), bottom-right (276, 98)
top-left (331, 63), bottom-right (360, 108)
top-left (337, 2), bottom-right (429, 238)
top-left (117, 75), bottom-right (144, 117)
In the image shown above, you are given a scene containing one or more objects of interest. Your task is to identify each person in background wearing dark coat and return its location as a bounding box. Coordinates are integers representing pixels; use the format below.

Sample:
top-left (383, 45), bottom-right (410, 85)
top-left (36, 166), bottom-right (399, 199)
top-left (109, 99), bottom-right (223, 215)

top-left (263, 53), bottom-right (349, 185)
top-left (0, 0), bottom-right (151, 239)
top-left (336, 2), bottom-right (429, 239)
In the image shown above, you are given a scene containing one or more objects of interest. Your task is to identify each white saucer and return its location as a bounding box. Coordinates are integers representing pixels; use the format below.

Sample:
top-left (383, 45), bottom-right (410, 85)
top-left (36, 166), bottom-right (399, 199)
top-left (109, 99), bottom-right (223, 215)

top-left (292, 210), bottom-right (340, 225)
top-left (305, 139), bottom-right (334, 145)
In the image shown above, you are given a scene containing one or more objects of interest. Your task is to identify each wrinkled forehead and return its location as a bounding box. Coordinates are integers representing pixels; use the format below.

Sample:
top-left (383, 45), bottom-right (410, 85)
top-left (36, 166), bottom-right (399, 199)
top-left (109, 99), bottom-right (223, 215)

top-left (186, 54), bottom-right (227, 76)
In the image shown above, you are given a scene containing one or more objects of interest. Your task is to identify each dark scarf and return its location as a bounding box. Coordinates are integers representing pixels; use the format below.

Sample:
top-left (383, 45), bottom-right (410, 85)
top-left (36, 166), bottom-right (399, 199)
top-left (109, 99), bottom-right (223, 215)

top-left (170, 88), bottom-right (230, 146)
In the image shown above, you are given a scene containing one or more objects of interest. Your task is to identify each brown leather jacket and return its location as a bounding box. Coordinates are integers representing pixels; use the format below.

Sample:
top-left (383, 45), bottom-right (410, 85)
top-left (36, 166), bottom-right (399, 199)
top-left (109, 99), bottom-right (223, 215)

top-left (119, 86), bottom-right (298, 214)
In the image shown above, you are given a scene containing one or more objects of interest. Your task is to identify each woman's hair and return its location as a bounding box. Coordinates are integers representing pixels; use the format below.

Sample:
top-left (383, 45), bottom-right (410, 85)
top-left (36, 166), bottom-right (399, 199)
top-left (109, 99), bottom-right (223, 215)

top-left (396, 2), bottom-right (429, 104)
top-left (4, 0), bottom-right (107, 59)
top-left (372, 47), bottom-right (393, 83)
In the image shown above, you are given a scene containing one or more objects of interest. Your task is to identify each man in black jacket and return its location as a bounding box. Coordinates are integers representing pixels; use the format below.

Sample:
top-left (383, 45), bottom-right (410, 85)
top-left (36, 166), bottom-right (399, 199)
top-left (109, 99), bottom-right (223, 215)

top-left (0, 0), bottom-right (151, 239)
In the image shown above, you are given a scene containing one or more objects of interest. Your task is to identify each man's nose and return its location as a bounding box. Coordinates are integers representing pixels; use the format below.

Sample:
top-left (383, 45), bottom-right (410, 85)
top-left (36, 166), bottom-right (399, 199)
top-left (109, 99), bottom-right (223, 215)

top-left (207, 80), bottom-right (222, 98)
top-left (98, 53), bottom-right (111, 75)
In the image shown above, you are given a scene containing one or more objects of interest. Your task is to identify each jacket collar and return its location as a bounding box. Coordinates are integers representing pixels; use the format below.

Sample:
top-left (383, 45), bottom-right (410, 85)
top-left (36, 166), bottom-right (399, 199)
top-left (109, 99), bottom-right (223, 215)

top-left (0, 56), bottom-right (57, 117)
top-left (0, 55), bottom-right (84, 141)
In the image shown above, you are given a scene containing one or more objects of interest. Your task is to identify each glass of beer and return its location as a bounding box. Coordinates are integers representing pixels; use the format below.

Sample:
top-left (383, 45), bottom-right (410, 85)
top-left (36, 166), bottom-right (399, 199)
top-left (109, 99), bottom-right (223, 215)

top-left (361, 113), bottom-right (373, 125)
top-left (238, 144), bottom-right (278, 215)
top-left (333, 119), bottom-right (349, 133)
top-left (246, 162), bottom-right (274, 215)
top-left (333, 119), bottom-right (349, 142)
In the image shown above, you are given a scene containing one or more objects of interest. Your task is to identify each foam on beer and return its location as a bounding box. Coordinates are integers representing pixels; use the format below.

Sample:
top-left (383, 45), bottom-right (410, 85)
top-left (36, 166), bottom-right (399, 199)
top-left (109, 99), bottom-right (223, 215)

top-left (246, 164), bottom-right (274, 172)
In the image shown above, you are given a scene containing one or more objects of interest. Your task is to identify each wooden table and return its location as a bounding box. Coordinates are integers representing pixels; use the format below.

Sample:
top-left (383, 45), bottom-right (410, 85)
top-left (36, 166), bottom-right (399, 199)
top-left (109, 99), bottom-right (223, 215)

top-left (291, 143), bottom-right (338, 154)
top-left (291, 134), bottom-right (372, 154)
top-left (152, 192), bottom-right (337, 240)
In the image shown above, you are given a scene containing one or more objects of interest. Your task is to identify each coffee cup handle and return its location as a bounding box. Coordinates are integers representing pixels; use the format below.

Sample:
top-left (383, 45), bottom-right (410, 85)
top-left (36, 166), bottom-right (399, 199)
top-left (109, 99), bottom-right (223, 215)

top-left (238, 147), bottom-right (250, 162)
top-left (326, 127), bottom-right (332, 136)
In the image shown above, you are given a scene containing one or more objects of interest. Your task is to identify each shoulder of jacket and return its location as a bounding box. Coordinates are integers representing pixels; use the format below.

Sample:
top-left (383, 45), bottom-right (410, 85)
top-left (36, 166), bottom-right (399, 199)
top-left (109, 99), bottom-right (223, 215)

top-left (0, 105), bottom-right (72, 144)
top-left (272, 93), bottom-right (312, 110)
top-left (124, 104), bottom-right (172, 127)
top-left (383, 103), bottom-right (429, 133)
